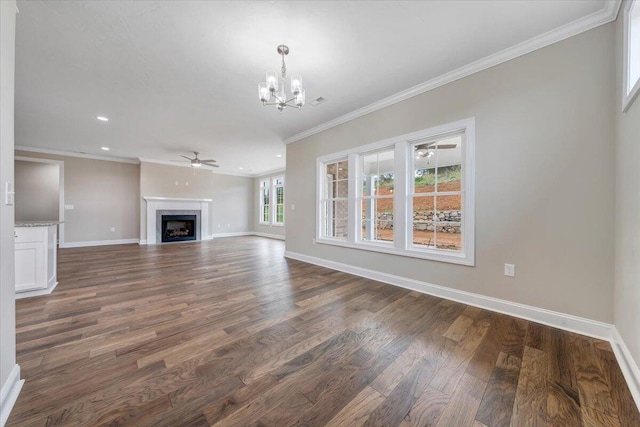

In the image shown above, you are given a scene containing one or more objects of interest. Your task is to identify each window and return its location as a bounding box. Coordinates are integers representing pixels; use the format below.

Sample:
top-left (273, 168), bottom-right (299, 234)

top-left (316, 118), bottom-right (475, 265)
top-left (272, 176), bottom-right (285, 225)
top-left (623, 0), bottom-right (640, 112)
top-left (360, 149), bottom-right (394, 243)
top-left (259, 179), bottom-right (270, 224)
top-left (259, 175), bottom-right (285, 226)
top-left (320, 159), bottom-right (349, 239)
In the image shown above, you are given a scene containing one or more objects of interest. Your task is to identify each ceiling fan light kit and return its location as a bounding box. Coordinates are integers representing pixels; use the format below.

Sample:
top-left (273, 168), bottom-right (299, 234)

top-left (172, 152), bottom-right (219, 168)
top-left (258, 45), bottom-right (305, 112)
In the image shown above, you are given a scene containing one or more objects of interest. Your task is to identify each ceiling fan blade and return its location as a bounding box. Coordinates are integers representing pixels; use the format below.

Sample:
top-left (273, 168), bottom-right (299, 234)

top-left (199, 159), bottom-right (217, 163)
top-left (180, 155), bottom-right (194, 161)
top-left (171, 160), bottom-right (191, 162)
top-left (203, 163), bottom-right (219, 167)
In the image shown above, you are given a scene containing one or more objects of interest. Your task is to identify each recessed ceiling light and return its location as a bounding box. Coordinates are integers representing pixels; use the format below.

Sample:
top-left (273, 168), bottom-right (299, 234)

top-left (239, 167), bottom-right (244, 170)
top-left (101, 147), bottom-right (110, 151)
top-left (97, 116), bottom-right (109, 122)
top-left (276, 154), bottom-right (282, 158)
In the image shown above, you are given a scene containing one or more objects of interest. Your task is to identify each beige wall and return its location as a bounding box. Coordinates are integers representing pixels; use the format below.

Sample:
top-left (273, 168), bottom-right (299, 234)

top-left (139, 162), bottom-right (253, 240)
top-left (253, 172), bottom-right (286, 238)
top-left (286, 24), bottom-right (616, 322)
top-left (0, 0), bottom-right (17, 397)
top-left (614, 1), bottom-right (640, 374)
top-left (15, 151), bottom-right (140, 243)
top-left (14, 160), bottom-right (59, 222)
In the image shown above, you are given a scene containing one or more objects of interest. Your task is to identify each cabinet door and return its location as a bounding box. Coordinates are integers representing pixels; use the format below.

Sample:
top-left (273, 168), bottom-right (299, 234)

top-left (15, 241), bottom-right (46, 291)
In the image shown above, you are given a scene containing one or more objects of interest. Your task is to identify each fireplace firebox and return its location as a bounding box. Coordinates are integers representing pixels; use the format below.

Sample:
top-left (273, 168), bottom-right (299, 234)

top-left (161, 215), bottom-right (197, 242)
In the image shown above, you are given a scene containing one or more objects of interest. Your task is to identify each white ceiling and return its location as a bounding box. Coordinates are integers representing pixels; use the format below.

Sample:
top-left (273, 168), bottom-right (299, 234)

top-left (14, 0), bottom-right (611, 176)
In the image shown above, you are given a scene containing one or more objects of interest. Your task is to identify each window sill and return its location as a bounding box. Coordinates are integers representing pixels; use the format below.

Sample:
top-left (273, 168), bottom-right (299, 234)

top-left (315, 237), bottom-right (474, 266)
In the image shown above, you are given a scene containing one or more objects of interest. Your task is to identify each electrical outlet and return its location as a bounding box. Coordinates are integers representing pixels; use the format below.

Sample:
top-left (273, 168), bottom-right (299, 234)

top-left (227, 224), bottom-right (230, 228)
top-left (65, 204), bottom-right (74, 210)
top-left (110, 227), bottom-right (116, 232)
top-left (291, 204), bottom-right (296, 211)
top-left (312, 238), bottom-right (316, 245)
top-left (504, 263), bottom-right (515, 277)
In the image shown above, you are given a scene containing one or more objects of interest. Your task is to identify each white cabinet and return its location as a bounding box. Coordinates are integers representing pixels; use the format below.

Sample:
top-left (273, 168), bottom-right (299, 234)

top-left (15, 224), bottom-right (58, 295)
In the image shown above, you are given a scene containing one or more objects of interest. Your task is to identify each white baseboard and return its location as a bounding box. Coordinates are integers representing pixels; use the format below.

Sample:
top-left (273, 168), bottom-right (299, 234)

top-left (59, 238), bottom-right (140, 248)
top-left (284, 251), bottom-right (613, 341)
top-left (15, 280), bottom-right (58, 300)
top-left (0, 364), bottom-right (24, 427)
top-left (139, 239), bottom-right (148, 245)
top-left (253, 232), bottom-right (286, 241)
top-left (611, 328), bottom-right (640, 411)
top-left (209, 232), bottom-right (253, 238)
top-left (284, 250), bottom-right (640, 411)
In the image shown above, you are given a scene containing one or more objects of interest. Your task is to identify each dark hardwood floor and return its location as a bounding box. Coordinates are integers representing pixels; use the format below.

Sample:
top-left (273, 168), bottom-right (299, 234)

top-left (7, 236), bottom-right (640, 426)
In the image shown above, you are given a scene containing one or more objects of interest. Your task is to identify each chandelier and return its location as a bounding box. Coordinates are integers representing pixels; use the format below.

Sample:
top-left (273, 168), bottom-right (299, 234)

top-left (258, 45), bottom-right (305, 112)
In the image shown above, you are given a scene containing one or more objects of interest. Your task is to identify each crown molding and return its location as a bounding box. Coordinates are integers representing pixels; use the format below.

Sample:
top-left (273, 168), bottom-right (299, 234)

top-left (252, 168), bottom-right (287, 179)
top-left (138, 158), bottom-right (255, 178)
top-left (15, 145), bottom-right (140, 164)
top-left (284, 0), bottom-right (622, 145)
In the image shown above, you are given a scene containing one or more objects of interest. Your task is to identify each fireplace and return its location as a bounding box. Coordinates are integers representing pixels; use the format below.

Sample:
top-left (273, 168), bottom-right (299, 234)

top-left (161, 215), bottom-right (197, 242)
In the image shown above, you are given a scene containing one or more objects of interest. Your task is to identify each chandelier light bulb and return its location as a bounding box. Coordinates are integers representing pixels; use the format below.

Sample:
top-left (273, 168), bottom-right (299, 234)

top-left (291, 74), bottom-right (302, 95)
top-left (266, 71), bottom-right (278, 92)
top-left (258, 83), bottom-right (270, 102)
top-left (295, 88), bottom-right (305, 107)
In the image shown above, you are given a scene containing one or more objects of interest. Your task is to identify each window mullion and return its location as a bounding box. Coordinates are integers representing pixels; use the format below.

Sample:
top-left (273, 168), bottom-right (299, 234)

top-left (347, 153), bottom-right (358, 244)
top-left (394, 141), bottom-right (408, 250)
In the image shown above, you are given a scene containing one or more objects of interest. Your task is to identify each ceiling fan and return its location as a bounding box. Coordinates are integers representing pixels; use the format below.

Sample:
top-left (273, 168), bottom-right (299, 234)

top-left (172, 152), bottom-right (219, 168)
top-left (415, 142), bottom-right (458, 158)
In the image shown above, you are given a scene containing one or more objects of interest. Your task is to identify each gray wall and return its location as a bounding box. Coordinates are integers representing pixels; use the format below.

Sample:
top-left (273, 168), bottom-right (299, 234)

top-left (14, 151), bottom-right (140, 243)
top-left (615, 1), bottom-right (640, 377)
top-left (253, 172), bottom-right (286, 238)
top-left (139, 162), bottom-right (253, 240)
top-left (1, 0), bottom-right (17, 403)
top-left (286, 24), bottom-right (615, 322)
top-left (14, 160), bottom-right (59, 222)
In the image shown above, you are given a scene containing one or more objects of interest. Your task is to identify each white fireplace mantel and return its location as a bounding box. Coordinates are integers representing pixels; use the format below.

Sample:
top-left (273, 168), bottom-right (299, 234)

top-left (143, 196), bottom-right (212, 245)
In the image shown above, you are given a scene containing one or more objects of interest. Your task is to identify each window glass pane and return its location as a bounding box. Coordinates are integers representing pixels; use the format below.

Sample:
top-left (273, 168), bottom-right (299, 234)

top-left (336, 180), bottom-right (348, 198)
top-left (413, 221), bottom-right (435, 247)
top-left (326, 163), bottom-right (337, 179)
top-left (262, 189), bottom-right (269, 205)
top-left (361, 198), bottom-right (393, 243)
top-left (276, 187), bottom-right (284, 204)
top-left (414, 165), bottom-right (436, 194)
top-left (435, 195), bottom-right (462, 251)
top-left (276, 205), bottom-right (284, 223)
top-left (434, 136), bottom-right (462, 192)
top-left (274, 176), bottom-right (284, 186)
top-left (337, 161), bottom-right (349, 180)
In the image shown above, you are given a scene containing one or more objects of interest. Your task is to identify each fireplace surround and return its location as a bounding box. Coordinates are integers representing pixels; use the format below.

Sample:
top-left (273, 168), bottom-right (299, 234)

top-left (143, 197), bottom-right (212, 245)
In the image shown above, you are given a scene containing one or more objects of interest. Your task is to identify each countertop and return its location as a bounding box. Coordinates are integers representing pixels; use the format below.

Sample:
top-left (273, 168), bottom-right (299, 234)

top-left (15, 221), bottom-right (63, 227)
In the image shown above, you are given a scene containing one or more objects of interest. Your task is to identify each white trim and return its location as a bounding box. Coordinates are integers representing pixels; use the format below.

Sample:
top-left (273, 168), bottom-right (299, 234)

top-left (611, 328), bottom-right (640, 411)
top-left (210, 231), bottom-right (253, 238)
top-left (253, 232), bottom-right (286, 240)
top-left (15, 280), bottom-right (58, 299)
top-left (16, 145), bottom-right (139, 164)
top-left (253, 167), bottom-right (287, 179)
top-left (138, 239), bottom-right (148, 245)
top-left (143, 196), bottom-right (212, 202)
top-left (59, 238), bottom-right (139, 248)
top-left (284, 1), bottom-right (621, 144)
top-left (0, 364), bottom-right (24, 427)
top-left (622, 0), bottom-right (640, 112)
top-left (283, 251), bottom-right (614, 340)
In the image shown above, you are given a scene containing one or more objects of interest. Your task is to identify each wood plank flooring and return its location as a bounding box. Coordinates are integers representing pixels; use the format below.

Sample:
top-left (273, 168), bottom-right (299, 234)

top-left (7, 236), bottom-right (639, 426)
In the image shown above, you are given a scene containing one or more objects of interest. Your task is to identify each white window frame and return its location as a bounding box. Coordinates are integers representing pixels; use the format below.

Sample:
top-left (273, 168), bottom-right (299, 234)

top-left (271, 175), bottom-right (285, 226)
top-left (317, 157), bottom-right (351, 241)
top-left (623, 0), bottom-right (640, 112)
top-left (259, 179), bottom-right (270, 225)
top-left (316, 117), bottom-right (475, 266)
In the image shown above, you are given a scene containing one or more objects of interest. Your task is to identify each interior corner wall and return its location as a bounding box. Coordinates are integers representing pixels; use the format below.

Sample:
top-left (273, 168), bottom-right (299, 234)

top-left (614, 1), bottom-right (640, 371)
top-left (285, 23), bottom-right (616, 322)
top-left (14, 160), bottom-right (59, 222)
top-left (253, 173), bottom-right (286, 238)
top-left (139, 162), bottom-right (253, 241)
top-left (14, 151), bottom-right (140, 243)
top-left (0, 0), bottom-right (17, 406)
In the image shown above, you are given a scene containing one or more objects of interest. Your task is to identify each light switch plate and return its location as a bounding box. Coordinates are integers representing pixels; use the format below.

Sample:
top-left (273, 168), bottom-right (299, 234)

top-left (504, 263), bottom-right (515, 277)
top-left (5, 182), bottom-right (14, 206)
